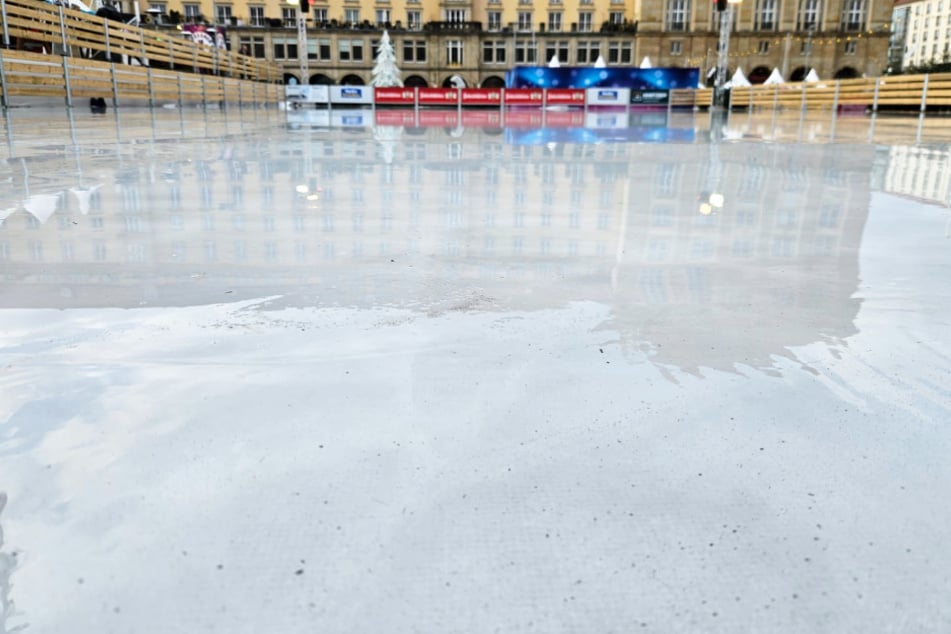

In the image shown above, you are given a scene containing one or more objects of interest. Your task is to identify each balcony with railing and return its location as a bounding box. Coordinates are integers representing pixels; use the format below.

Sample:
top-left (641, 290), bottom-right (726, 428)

top-left (424, 20), bottom-right (483, 33)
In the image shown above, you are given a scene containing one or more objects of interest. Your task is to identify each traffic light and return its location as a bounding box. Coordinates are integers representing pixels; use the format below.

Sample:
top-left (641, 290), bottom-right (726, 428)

top-left (716, 0), bottom-right (727, 10)
top-left (301, 0), bottom-right (310, 12)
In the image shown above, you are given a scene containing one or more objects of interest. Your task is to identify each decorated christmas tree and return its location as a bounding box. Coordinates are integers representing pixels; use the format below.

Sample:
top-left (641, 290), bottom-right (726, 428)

top-left (371, 30), bottom-right (403, 87)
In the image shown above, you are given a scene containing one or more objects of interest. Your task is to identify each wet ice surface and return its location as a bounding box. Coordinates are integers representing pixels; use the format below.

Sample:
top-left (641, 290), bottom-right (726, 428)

top-left (1, 107), bottom-right (950, 633)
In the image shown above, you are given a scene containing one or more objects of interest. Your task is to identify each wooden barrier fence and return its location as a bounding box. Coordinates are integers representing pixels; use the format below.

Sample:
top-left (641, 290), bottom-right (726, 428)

top-left (730, 73), bottom-right (951, 112)
top-left (0, 48), bottom-right (282, 107)
top-left (671, 87), bottom-right (713, 109)
top-left (0, 0), bottom-right (280, 84)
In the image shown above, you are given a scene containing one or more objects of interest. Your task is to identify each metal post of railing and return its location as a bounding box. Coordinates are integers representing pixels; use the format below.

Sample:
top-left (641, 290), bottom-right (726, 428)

top-left (748, 84), bottom-right (754, 110)
top-left (168, 38), bottom-right (175, 71)
top-left (192, 45), bottom-right (198, 75)
top-left (110, 61), bottom-right (119, 107)
top-left (58, 5), bottom-right (69, 56)
top-left (0, 49), bottom-right (9, 109)
top-left (201, 74), bottom-right (207, 108)
top-left (62, 56), bottom-right (73, 107)
top-left (832, 79), bottom-right (840, 114)
top-left (1, 0), bottom-right (11, 48)
top-left (872, 77), bottom-right (880, 112)
top-left (141, 31), bottom-right (154, 108)
top-left (920, 74), bottom-right (929, 113)
top-left (772, 83), bottom-right (779, 112)
top-left (177, 73), bottom-right (183, 108)
top-left (237, 79), bottom-right (243, 108)
top-left (800, 79), bottom-right (807, 111)
top-left (103, 18), bottom-right (112, 60)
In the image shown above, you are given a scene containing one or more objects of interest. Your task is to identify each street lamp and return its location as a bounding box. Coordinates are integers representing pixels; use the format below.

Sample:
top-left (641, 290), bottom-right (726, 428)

top-left (287, 0), bottom-right (309, 84)
top-left (714, 0), bottom-right (742, 108)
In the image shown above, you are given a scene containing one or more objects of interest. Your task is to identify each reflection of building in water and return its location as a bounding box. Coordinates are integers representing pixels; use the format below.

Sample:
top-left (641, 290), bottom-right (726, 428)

top-left (0, 127), bottom-right (876, 372)
top-left (883, 145), bottom-right (951, 207)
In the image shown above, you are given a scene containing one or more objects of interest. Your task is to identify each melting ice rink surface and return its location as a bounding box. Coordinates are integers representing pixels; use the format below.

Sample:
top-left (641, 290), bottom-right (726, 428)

top-left (0, 107), bottom-right (950, 633)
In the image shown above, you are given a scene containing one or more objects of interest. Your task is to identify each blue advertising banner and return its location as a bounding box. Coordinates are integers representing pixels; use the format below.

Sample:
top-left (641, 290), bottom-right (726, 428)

top-left (505, 67), bottom-right (699, 92)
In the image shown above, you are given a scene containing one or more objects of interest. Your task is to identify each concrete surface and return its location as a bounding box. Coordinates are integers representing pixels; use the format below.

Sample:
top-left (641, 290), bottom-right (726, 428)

top-left (0, 108), bottom-right (949, 633)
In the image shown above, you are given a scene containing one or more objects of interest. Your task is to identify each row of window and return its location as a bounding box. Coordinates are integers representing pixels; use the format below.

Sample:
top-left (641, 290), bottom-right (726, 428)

top-left (664, 0), bottom-right (867, 32)
top-left (150, 4), bottom-right (623, 33)
top-left (251, 34), bottom-right (858, 63)
top-left (157, 1), bottom-right (870, 34)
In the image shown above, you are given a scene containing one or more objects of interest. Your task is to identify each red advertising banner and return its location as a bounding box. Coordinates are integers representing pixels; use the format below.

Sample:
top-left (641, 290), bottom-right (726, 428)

top-left (545, 110), bottom-right (586, 127)
top-left (460, 110), bottom-right (503, 127)
top-left (418, 109), bottom-right (460, 127)
top-left (374, 87), bottom-right (416, 105)
top-left (503, 89), bottom-right (544, 105)
top-left (460, 88), bottom-right (503, 105)
top-left (375, 109), bottom-right (417, 126)
top-left (504, 110), bottom-right (544, 127)
top-left (545, 89), bottom-right (586, 106)
top-left (418, 88), bottom-right (459, 105)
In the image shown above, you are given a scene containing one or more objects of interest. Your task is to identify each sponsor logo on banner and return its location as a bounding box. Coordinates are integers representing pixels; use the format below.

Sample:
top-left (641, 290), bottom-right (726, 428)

top-left (341, 88), bottom-right (363, 99)
top-left (597, 90), bottom-right (619, 101)
top-left (461, 89), bottom-right (502, 104)
top-left (631, 90), bottom-right (669, 104)
top-left (504, 89), bottom-right (544, 104)
top-left (545, 89), bottom-right (586, 105)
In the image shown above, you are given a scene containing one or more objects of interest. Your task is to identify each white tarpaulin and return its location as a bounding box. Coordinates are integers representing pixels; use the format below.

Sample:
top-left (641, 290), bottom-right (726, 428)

top-left (640, 57), bottom-right (652, 69)
top-left (805, 69), bottom-right (820, 82)
top-left (548, 55), bottom-right (560, 68)
top-left (593, 55), bottom-right (607, 68)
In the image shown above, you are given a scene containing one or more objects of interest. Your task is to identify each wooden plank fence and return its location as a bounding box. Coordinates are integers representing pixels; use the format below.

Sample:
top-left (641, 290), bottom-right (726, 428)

top-left (0, 48), bottom-right (282, 107)
top-left (0, 0), bottom-right (281, 100)
top-left (730, 73), bottom-right (951, 112)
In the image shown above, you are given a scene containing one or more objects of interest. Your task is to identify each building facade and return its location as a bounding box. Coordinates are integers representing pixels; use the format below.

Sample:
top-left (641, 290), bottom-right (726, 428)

top-left (131, 0), bottom-right (893, 85)
top-left (889, 0), bottom-right (950, 70)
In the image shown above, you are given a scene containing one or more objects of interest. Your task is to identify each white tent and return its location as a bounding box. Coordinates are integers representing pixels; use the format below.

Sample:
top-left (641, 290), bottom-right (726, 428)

top-left (593, 55), bottom-right (607, 68)
top-left (729, 67), bottom-right (752, 87)
top-left (69, 185), bottom-right (102, 215)
top-left (805, 68), bottom-right (820, 83)
top-left (763, 68), bottom-right (785, 85)
top-left (548, 55), bottom-right (560, 68)
top-left (639, 56), bottom-right (652, 69)
top-left (0, 207), bottom-right (17, 225)
top-left (23, 193), bottom-right (60, 224)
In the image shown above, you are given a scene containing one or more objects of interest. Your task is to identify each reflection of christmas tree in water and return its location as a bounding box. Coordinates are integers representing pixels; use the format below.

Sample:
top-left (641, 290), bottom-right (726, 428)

top-left (371, 30), bottom-right (403, 87)
top-left (373, 125), bottom-right (403, 164)
top-left (0, 493), bottom-right (24, 633)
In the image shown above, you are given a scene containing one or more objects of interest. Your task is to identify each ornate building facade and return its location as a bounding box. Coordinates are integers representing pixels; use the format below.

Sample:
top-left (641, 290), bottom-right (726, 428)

top-left (130, 0), bottom-right (893, 85)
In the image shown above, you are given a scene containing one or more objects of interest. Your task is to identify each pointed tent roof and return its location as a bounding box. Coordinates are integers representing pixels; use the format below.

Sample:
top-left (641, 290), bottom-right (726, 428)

top-left (639, 56), bottom-right (652, 69)
top-left (23, 193), bottom-right (60, 224)
top-left (730, 67), bottom-right (752, 87)
top-left (805, 68), bottom-right (820, 82)
top-left (763, 68), bottom-right (785, 85)
top-left (548, 55), bottom-right (560, 68)
top-left (593, 55), bottom-right (606, 68)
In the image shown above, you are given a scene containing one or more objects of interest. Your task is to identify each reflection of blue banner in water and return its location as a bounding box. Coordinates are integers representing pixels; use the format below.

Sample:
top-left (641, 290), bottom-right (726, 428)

top-left (505, 114), bottom-right (695, 144)
top-left (506, 67), bottom-right (699, 91)
top-left (505, 127), bottom-right (695, 144)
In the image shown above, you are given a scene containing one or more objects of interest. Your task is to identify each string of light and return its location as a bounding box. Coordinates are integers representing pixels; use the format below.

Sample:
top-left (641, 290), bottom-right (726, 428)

top-left (683, 26), bottom-right (890, 66)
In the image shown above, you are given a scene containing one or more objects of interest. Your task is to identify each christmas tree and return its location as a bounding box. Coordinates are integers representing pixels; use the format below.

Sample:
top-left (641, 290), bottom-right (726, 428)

top-left (371, 30), bottom-right (403, 87)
